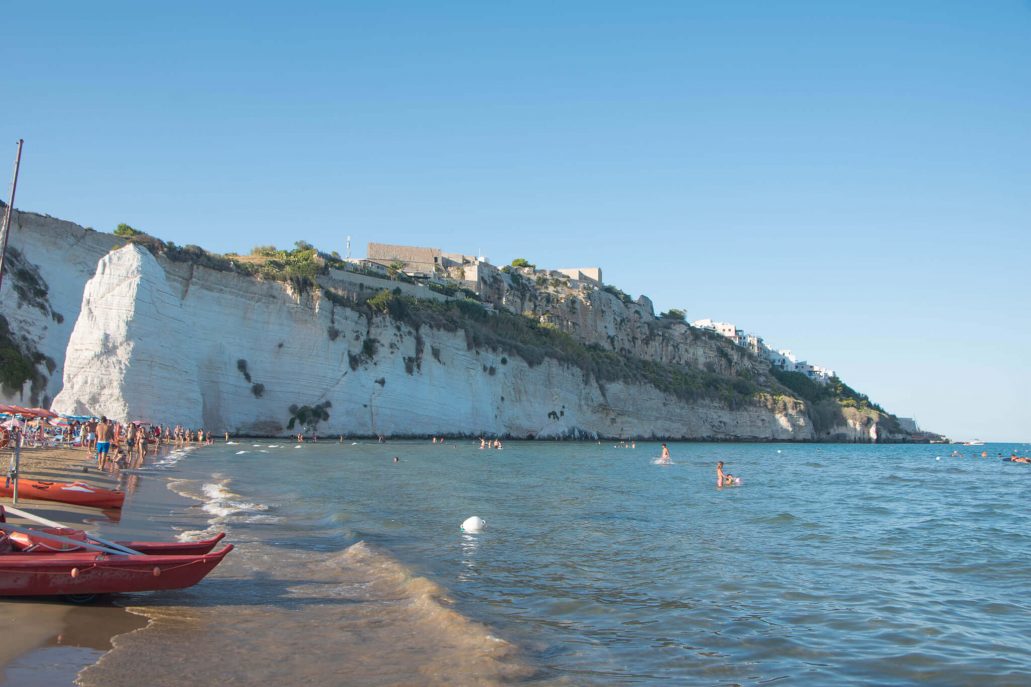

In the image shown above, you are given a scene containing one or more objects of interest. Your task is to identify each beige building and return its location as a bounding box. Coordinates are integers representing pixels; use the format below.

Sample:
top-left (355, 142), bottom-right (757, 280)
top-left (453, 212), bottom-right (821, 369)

top-left (555, 267), bottom-right (603, 286)
top-left (366, 243), bottom-right (443, 277)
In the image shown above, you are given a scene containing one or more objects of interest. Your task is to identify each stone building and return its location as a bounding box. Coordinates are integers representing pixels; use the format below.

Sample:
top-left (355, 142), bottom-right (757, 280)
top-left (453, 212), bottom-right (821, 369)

top-left (555, 267), bottom-right (603, 286)
top-left (366, 243), bottom-right (442, 278)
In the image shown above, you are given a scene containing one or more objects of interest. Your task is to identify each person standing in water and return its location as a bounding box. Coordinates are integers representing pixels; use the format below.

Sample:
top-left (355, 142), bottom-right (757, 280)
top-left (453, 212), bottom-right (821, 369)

top-left (659, 444), bottom-right (671, 464)
top-left (716, 461), bottom-right (735, 486)
top-left (95, 417), bottom-right (112, 470)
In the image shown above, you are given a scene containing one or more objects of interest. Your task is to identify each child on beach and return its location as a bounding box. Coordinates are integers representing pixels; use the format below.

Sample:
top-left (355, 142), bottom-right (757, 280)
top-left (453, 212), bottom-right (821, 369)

top-left (114, 446), bottom-right (129, 470)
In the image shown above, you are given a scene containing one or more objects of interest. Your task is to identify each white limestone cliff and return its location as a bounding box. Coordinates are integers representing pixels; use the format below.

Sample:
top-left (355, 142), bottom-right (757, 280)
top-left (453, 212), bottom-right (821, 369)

top-left (52, 245), bottom-right (816, 439)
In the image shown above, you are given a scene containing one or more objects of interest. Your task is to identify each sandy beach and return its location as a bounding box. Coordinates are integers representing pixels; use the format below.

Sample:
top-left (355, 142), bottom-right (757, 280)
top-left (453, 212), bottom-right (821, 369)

top-left (0, 445), bottom-right (159, 686)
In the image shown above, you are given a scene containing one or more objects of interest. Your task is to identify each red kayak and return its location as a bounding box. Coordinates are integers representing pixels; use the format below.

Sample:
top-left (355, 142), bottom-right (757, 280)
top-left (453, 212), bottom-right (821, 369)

top-left (0, 479), bottom-right (125, 510)
top-left (0, 545), bottom-right (233, 597)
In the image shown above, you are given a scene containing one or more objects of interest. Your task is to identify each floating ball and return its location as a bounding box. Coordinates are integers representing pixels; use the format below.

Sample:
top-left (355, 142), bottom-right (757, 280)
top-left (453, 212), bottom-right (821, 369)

top-left (461, 516), bottom-right (485, 533)
top-left (70, 567), bottom-right (79, 578)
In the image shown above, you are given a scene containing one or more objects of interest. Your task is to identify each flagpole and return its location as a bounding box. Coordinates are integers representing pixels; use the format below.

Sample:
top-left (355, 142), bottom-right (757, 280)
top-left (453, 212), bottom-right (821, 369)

top-left (0, 138), bottom-right (25, 294)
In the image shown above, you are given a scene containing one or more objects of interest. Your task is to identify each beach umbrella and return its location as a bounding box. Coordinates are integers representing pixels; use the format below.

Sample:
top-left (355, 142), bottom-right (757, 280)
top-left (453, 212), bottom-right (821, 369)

top-left (1, 418), bottom-right (23, 429)
top-left (29, 407), bottom-right (58, 418)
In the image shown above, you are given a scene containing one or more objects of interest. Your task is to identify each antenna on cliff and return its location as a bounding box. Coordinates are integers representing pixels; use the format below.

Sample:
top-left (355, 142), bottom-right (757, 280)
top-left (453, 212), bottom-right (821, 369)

top-left (346, 235), bottom-right (351, 259)
top-left (0, 139), bottom-right (25, 295)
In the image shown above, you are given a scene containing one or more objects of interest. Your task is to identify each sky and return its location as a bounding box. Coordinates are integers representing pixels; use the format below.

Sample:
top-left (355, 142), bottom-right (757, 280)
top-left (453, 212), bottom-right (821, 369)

top-left (2, 1), bottom-right (1029, 441)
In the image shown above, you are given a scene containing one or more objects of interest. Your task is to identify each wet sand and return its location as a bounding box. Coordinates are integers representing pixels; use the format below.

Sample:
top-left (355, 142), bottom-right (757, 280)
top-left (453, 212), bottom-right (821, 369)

top-left (0, 445), bottom-right (154, 686)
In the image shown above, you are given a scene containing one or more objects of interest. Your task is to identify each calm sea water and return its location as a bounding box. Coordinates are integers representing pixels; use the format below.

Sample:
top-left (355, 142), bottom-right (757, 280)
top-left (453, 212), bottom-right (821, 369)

top-left (76, 440), bottom-right (1031, 686)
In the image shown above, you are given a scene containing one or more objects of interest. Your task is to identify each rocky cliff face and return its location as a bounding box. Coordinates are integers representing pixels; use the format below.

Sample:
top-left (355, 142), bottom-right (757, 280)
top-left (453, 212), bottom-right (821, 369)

top-left (50, 245), bottom-right (816, 439)
top-left (2, 209), bottom-right (918, 441)
top-left (0, 206), bottom-right (120, 406)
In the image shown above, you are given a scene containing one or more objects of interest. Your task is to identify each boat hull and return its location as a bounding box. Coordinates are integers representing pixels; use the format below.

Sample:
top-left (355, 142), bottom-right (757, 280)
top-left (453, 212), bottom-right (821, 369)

top-left (0, 545), bottom-right (232, 596)
top-left (118, 532), bottom-right (226, 556)
top-left (0, 479), bottom-right (125, 509)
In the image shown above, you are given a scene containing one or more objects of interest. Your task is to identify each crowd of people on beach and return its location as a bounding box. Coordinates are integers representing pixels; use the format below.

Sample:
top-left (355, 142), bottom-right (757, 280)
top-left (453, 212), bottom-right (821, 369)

top-left (75, 418), bottom-right (220, 470)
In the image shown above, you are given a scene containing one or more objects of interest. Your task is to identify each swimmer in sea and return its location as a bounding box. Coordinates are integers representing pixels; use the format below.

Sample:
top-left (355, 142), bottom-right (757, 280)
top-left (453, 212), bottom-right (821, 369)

top-left (659, 444), bottom-right (671, 464)
top-left (716, 461), bottom-right (735, 486)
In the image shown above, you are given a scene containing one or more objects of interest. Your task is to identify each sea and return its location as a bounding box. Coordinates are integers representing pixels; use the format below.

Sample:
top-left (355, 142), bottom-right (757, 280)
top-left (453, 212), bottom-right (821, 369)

top-left (11, 440), bottom-right (1031, 686)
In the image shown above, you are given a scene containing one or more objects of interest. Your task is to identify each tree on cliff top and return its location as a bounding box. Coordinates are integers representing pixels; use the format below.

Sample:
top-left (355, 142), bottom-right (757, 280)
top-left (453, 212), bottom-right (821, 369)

top-left (114, 223), bottom-right (141, 238)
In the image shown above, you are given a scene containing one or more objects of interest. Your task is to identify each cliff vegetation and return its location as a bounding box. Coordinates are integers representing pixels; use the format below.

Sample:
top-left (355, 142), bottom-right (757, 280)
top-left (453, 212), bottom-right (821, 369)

top-left (356, 288), bottom-right (765, 409)
top-left (102, 222), bottom-right (914, 438)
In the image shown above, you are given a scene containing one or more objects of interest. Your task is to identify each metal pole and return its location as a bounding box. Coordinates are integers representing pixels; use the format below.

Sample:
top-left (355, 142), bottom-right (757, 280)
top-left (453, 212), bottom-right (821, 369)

top-left (0, 138), bottom-right (25, 293)
top-left (11, 426), bottom-right (20, 505)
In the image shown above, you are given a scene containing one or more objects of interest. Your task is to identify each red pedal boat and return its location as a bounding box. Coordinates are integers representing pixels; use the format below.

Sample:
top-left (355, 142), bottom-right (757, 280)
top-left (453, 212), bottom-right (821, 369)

top-left (0, 508), bottom-right (232, 598)
top-left (0, 478), bottom-right (125, 510)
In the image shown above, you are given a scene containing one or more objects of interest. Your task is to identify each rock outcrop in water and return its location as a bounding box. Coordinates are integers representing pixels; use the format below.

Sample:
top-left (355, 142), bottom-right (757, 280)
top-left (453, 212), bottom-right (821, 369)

top-left (1, 205), bottom-right (925, 441)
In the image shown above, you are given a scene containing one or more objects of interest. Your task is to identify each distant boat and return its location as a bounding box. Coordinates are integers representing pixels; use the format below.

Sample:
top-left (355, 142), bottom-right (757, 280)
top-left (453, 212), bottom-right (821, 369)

top-left (963, 440), bottom-right (985, 446)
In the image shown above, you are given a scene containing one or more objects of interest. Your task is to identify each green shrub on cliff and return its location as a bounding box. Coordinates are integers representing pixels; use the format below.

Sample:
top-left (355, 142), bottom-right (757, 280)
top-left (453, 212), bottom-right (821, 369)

top-left (0, 315), bottom-right (36, 395)
top-left (287, 401), bottom-right (332, 430)
top-left (114, 223), bottom-right (141, 237)
top-left (602, 285), bottom-right (633, 304)
top-left (770, 368), bottom-right (898, 435)
top-left (770, 368), bottom-right (885, 413)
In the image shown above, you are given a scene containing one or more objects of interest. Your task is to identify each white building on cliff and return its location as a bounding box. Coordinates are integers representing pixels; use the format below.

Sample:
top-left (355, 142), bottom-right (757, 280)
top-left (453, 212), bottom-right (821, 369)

top-left (692, 319), bottom-right (835, 384)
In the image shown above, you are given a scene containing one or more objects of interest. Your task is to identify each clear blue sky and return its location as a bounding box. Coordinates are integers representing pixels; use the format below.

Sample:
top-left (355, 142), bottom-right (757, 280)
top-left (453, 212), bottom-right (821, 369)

top-left (3, 1), bottom-right (1029, 441)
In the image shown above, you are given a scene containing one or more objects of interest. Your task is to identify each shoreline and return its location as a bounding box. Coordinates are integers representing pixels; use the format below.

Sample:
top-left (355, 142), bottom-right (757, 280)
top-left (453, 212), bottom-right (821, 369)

top-left (233, 433), bottom-right (945, 443)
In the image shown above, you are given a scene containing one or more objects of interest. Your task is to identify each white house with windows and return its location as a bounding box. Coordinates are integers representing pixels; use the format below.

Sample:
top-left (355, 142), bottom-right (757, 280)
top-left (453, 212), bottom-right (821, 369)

top-left (692, 319), bottom-right (738, 339)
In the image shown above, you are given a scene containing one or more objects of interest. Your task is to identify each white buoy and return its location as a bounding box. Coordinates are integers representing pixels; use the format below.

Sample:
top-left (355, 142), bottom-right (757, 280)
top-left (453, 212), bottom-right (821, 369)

top-left (461, 516), bottom-right (486, 533)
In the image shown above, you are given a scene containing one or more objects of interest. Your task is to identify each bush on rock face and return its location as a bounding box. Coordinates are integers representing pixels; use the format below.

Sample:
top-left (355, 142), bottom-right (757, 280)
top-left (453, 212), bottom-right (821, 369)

top-left (287, 401), bottom-right (332, 430)
top-left (114, 223), bottom-right (141, 238)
